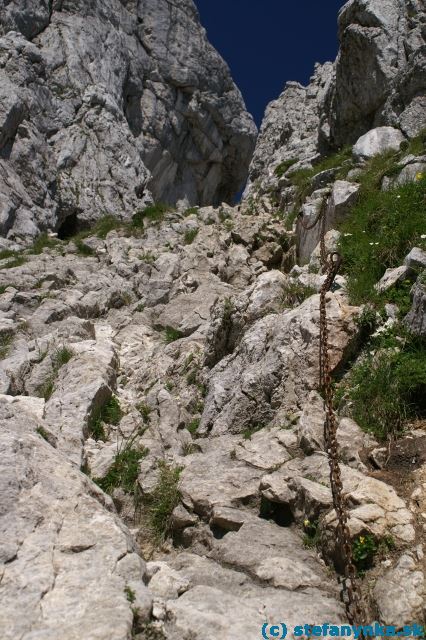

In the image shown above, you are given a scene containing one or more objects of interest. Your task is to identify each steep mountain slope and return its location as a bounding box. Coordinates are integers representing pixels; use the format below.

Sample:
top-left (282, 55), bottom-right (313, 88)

top-left (0, 0), bottom-right (425, 638)
top-left (0, 0), bottom-right (256, 243)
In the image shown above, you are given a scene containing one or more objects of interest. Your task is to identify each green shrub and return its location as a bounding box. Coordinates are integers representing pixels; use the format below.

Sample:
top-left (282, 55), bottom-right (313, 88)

top-left (0, 249), bottom-right (15, 260)
top-left (101, 395), bottom-right (123, 425)
top-left (186, 370), bottom-right (197, 385)
top-left (163, 326), bottom-right (184, 343)
top-left (145, 461), bottom-right (183, 543)
top-left (339, 174), bottom-right (426, 305)
top-left (37, 376), bottom-right (55, 401)
top-left (403, 127), bottom-right (426, 157)
top-left (0, 284), bottom-right (10, 294)
top-left (183, 228), bottom-right (199, 245)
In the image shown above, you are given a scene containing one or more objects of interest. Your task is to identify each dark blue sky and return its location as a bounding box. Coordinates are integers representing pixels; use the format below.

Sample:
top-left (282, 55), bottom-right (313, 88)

top-left (194, 0), bottom-right (347, 127)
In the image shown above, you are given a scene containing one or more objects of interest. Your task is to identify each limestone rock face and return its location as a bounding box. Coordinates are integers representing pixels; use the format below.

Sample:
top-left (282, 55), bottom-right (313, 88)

top-left (0, 0), bottom-right (256, 242)
top-left (246, 63), bottom-right (335, 196)
top-left (247, 0), bottom-right (425, 198)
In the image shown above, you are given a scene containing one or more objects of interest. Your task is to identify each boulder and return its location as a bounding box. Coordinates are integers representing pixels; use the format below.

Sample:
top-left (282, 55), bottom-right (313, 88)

top-left (353, 127), bottom-right (406, 162)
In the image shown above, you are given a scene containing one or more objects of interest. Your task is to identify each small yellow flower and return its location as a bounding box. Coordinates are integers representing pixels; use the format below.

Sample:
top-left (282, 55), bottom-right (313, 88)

top-left (304, 519), bottom-right (310, 527)
top-left (415, 171), bottom-right (424, 181)
top-left (359, 536), bottom-right (365, 544)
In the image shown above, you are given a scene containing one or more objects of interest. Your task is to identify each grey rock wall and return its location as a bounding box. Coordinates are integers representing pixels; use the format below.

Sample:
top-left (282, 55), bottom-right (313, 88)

top-left (246, 0), bottom-right (425, 197)
top-left (0, 0), bottom-right (256, 242)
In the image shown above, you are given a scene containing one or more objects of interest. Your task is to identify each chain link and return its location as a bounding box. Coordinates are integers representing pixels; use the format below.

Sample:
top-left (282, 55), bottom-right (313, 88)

top-left (298, 200), bottom-right (365, 626)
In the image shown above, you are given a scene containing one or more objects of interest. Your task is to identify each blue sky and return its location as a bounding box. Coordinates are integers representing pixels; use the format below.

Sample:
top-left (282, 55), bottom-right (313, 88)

top-left (194, 0), bottom-right (347, 127)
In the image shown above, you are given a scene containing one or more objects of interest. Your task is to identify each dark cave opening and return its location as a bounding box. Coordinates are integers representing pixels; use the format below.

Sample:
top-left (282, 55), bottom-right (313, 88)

top-left (57, 212), bottom-right (82, 240)
top-left (259, 496), bottom-right (294, 527)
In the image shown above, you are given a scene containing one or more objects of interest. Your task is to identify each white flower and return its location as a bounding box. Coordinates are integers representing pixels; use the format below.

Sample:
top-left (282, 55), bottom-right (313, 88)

top-left (396, 195), bottom-right (401, 199)
top-left (421, 234), bottom-right (426, 239)
top-left (369, 242), bottom-right (374, 245)
top-left (343, 233), bottom-right (352, 237)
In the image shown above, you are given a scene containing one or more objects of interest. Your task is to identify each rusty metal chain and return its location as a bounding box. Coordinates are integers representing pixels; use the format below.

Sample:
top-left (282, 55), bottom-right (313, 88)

top-left (298, 200), bottom-right (365, 626)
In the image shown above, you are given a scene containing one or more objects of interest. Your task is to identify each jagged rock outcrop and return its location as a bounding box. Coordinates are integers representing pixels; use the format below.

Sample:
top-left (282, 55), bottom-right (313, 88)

top-left (246, 0), bottom-right (426, 197)
top-left (0, 0), bottom-right (256, 243)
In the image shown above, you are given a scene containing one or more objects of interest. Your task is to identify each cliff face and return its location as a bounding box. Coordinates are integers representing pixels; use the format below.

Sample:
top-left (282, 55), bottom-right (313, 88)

top-left (246, 0), bottom-right (425, 196)
top-left (0, 0), bottom-right (256, 242)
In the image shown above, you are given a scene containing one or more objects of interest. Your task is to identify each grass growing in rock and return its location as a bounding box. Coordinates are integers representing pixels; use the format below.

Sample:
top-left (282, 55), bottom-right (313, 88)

top-left (52, 346), bottom-right (74, 368)
top-left (95, 442), bottom-right (147, 495)
top-left (144, 461), bottom-right (183, 544)
top-left (274, 158), bottom-right (298, 178)
top-left (132, 203), bottom-right (169, 228)
top-left (242, 423), bottom-right (264, 440)
top-left (339, 173), bottom-right (425, 305)
top-left (0, 252), bottom-right (26, 270)
top-left (35, 345), bottom-right (75, 400)
top-left (36, 426), bottom-right (50, 442)
top-left (183, 228), bottom-right (198, 245)
top-left (287, 145), bottom-right (353, 209)
top-left (136, 401), bottom-right (151, 422)
top-left (29, 233), bottom-right (59, 254)
top-left (163, 326), bottom-right (184, 343)
top-left (281, 281), bottom-right (316, 308)
top-left (89, 395), bottom-right (123, 441)
top-left (186, 418), bottom-right (200, 436)
top-left (336, 327), bottom-right (426, 440)
top-left (0, 330), bottom-right (14, 360)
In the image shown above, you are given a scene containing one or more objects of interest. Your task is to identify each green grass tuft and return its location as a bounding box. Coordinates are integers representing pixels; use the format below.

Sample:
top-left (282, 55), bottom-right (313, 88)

top-left (29, 233), bottom-right (59, 255)
top-left (89, 395), bottom-right (123, 441)
top-left (163, 326), bottom-right (184, 344)
top-left (95, 445), bottom-right (147, 495)
top-left (0, 330), bottom-right (14, 360)
top-left (183, 228), bottom-right (199, 245)
top-left (52, 346), bottom-right (74, 368)
top-left (281, 281), bottom-right (317, 308)
top-left (274, 158), bottom-right (298, 178)
top-left (243, 423), bottom-right (264, 440)
top-left (75, 239), bottom-right (95, 256)
top-left (0, 254), bottom-right (26, 269)
top-left (145, 461), bottom-right (183, 544)
top-left (36, 426), bottom-right (50, 441)
top-left (132, 203), bottom-right (169, 228)
top-left (124, 586), bottom-right (136, 603)
top-left (136, 402), bottom-right (151, 422)
top-left (186, 418), bottom-right (200, 436)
